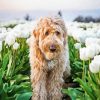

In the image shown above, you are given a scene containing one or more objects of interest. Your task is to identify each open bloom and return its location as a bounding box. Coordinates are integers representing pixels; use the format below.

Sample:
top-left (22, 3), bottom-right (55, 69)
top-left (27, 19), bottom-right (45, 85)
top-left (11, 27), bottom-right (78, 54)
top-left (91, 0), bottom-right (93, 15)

top-left (89, 55), bottom-right (100, 73)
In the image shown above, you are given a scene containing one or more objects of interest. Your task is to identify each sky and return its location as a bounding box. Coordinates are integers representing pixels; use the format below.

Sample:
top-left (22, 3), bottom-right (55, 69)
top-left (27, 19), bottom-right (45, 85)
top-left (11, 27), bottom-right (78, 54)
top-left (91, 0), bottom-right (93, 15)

top-left (0, 0), bottom-right (100, 21)
top-left (0, 0), bottom-right (100, 11)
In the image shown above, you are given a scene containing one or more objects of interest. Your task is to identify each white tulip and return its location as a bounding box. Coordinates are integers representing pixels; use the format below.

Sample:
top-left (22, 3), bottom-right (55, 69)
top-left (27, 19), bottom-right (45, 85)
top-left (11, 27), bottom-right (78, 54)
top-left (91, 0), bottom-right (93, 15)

top-left (74, 43), bottom-right (81, 49)
top-left (26, 38), bottom-right (31, 46)
top-left (85, 47), bottom-right (96, 59)
top-left (20, 30), bottom-right (30, 38)
top-left (0, 33), bottom-right (7, 41)
top-left (96, 29), bottom-right (100, 38)
top-left (89, 55), bottom-right (100, 73)
top-left (80, 48), bottom-right (89, 61)
top-left (67, 22), bottom-right (100, 43)
top-left (94, 55), bottom-right (100, 61)
top-left (89, 44), bottom-right (100, 55)
top-left (12, 22), bottom-right (34, 38)
top-left (5, 33), bottom-right (16, 46)
top-left (71, 29), bottom-right (86, 43)
top-left (79, 45), bottom-right (100, 61)
top-left (13, 42), bottom-right (20, 50)
top-left (85, 38), bottom-right (100, 47)
top-left (1, 27), bottom-right (7, 33)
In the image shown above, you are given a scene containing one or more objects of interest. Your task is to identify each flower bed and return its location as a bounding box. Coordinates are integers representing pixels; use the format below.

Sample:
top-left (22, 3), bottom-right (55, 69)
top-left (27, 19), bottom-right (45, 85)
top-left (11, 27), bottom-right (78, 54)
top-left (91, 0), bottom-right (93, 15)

top-left (0, 20), bottom-right (100, 100)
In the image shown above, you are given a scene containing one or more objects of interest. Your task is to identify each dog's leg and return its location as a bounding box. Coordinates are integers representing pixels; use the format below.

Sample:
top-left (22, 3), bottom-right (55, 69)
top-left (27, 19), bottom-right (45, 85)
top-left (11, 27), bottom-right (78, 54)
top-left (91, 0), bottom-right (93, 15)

top-left (47, 66), bottom-right (64, 100)
top-left (63, 45), bottom-right (71, 81)
top-left (30, 37), bottom-right (47, 100)
top-left (31, 68), bottom-right (47, 100)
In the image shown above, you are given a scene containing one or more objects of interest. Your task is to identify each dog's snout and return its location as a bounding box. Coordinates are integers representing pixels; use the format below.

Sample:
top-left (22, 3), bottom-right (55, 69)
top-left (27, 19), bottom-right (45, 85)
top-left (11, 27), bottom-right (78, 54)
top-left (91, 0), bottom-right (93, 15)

top-left (50, 44), bottom-right (56, 52)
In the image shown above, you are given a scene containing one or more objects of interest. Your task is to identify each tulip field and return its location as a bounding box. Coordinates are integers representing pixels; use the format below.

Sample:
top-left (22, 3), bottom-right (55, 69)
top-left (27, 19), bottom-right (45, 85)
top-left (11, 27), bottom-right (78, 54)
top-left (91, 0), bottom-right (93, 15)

top-left (0, 20), bottom-right (100, 100)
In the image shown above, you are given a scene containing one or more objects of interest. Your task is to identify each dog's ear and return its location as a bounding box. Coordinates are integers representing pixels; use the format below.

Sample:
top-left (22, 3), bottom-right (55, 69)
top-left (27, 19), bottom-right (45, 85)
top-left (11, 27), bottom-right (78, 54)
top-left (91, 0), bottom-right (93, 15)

top-left (63, 33), bottom-right (67, 46)
top-left (53, 17), bottom-right (67, 46)
top-left (32, 29), bottom-right (39, 42)
top-left (62, 26), bottom-right (67, 46)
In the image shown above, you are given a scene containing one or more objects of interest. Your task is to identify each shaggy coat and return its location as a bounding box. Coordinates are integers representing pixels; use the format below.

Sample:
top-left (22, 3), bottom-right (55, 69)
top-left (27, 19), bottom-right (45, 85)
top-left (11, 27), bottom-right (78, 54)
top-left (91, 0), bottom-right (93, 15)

top-left (29, 16), bottom-right (71, 100)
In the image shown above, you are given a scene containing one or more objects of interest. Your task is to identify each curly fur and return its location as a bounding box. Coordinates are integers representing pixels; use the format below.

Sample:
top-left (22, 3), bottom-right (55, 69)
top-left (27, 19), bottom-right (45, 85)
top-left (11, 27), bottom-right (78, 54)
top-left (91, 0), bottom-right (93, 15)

top-left (29, 16), bottom-right (71, 100)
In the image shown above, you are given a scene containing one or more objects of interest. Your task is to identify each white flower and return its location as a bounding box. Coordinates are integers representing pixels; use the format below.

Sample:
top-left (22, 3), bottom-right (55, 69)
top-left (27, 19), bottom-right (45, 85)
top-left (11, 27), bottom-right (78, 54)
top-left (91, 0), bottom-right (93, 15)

top-left (7, 28), bottom-right (12, 32)
top-left (13, 23), bottom-right (31, 38)
top-left (79, 45), bottom-right (100, 61)
top-left (71, 28), bottom-right (86, 43)
top-left (80, 48), bottom-right (89, 61)
top-left (89, 55), bottom-right (100, 73)
top-left (1, 27), bottom-right (7, 33)
top-left (74, 43), bottom-right (81, 49)
top-left (20, 30), bottom-right (30, 38)
top-left (85, 38), bottom-right (100, 47)
top-left (0, 41), bottom-right (2, 52)
top-left (5, 32), bottom-right (16, 46)
top-left (0, 33), bottom-right (7, 41)
top-left (96, 29), bottom-right (100, 38)
top-left (94, 55), bottom-right (100, 61)
top-left (89, 44), bottom-right (100, 55)
top-left (26, 38), bottom-right (31, 46)
top-left (13, 42), bottom-right (20, 50)
top-left (85, 47), bottom-right (96, 59)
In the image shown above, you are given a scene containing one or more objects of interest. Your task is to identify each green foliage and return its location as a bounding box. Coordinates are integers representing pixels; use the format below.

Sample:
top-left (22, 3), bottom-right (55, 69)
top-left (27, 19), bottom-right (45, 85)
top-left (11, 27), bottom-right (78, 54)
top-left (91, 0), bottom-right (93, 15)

top-left (0, 39), bottom-right (32, 100)
top-left (62, 88), bottom-right (91, 100)
top-left (4, 24), bottom-right (17, 28)
top-left (68, 37), bottom-right (83, 78)
top-left (0, 33), bottom-right (100, 100)
top-left (16, 92), bottom-right (32, 100)
top-left (63, 37), bottom-right (100, 100)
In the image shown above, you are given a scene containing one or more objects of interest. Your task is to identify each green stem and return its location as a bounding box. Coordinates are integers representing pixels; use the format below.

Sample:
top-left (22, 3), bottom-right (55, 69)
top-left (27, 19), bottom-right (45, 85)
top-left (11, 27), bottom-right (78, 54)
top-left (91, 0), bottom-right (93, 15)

top-left (11, 49), bottom-right (16, 77)
top-left (98, 72), bottom-right (100, 86)
top-left (82, 60), bottom-right (86, 81)
top-left (89, 59), bottom-right (91, 65)
top-left (77, 50), bottom-right (79, 59)
top-left (6, 48), bottom-right (16, 78)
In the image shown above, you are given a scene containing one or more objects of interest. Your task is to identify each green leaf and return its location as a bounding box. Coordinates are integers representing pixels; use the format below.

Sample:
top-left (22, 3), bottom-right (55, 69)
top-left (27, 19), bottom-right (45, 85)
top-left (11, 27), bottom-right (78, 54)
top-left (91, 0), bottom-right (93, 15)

top-left (2, 52), bottom-right (10, 71)
top-left (62, 88), bottom-right (91, 100)
top-left (16, 92), bottom-right (32, 100)
top-left (0, 52), bottom-right (10, 80)
top-left (3, 83), bottom-right (8, 93)
top-left (75, 78), bottom-right (96, 100)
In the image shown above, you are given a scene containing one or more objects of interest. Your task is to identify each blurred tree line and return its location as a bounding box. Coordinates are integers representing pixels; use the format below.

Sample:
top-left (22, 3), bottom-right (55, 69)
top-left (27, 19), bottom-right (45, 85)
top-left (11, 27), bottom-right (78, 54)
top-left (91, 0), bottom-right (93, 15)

top-left (73, 16), bottom-right (100, 23)
top-left (24, 11), bottom-right (63, 21)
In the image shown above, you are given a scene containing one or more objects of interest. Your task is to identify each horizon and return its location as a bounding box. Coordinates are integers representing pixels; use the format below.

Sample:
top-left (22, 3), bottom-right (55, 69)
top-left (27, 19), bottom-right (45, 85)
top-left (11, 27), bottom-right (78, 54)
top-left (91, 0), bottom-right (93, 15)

top-left (0, 9), bottom-right (100, 22)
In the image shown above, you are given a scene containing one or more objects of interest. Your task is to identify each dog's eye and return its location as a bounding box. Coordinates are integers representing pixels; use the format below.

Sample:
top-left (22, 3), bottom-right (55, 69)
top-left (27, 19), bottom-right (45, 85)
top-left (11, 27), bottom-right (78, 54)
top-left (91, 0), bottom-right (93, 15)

top-left (45, 31), bottom-right (49, 35)
top-left (55, 31), bottom-right (60, 35)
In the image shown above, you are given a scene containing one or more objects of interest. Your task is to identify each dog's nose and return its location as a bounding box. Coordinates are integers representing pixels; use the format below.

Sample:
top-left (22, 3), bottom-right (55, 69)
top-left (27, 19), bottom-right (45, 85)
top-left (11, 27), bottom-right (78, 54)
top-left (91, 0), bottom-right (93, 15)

top-left (49, 44), bottom-right (56, 52)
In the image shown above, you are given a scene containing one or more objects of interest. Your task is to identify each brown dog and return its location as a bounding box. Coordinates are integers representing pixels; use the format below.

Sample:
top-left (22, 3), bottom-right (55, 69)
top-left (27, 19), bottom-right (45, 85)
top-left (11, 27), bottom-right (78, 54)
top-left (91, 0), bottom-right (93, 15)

top-left (29, 16), bottom-right (71, 100)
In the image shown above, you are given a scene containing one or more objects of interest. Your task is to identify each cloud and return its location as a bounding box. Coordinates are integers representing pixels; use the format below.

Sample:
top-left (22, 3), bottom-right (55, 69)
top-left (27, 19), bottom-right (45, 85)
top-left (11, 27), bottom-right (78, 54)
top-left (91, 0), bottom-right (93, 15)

top-left (0, 0), bottom-right (100, 11)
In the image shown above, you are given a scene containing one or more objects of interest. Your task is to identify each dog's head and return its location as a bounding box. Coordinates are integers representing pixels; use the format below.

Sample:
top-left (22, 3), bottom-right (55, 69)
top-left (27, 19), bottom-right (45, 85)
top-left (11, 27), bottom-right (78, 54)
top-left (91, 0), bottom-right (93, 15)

top-left (32, 17), bottom-right (67, 60)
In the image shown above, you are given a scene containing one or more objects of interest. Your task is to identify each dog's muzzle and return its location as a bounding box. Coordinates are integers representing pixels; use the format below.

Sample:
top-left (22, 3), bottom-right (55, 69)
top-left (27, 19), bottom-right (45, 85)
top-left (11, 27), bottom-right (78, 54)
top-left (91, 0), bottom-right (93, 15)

top-left (49, 44), bottom-right (56, 52)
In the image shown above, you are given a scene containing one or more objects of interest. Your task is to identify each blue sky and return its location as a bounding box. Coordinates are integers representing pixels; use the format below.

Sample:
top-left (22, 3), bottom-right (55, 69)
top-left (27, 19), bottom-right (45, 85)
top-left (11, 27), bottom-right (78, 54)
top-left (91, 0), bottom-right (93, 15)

top-left (0, 0), bottom-right (100, 11)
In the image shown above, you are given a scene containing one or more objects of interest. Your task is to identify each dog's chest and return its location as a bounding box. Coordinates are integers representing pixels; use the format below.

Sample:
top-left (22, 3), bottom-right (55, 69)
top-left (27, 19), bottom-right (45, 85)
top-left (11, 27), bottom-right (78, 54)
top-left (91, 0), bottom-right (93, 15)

top-left (47, 60), bottom-right (58, 70)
